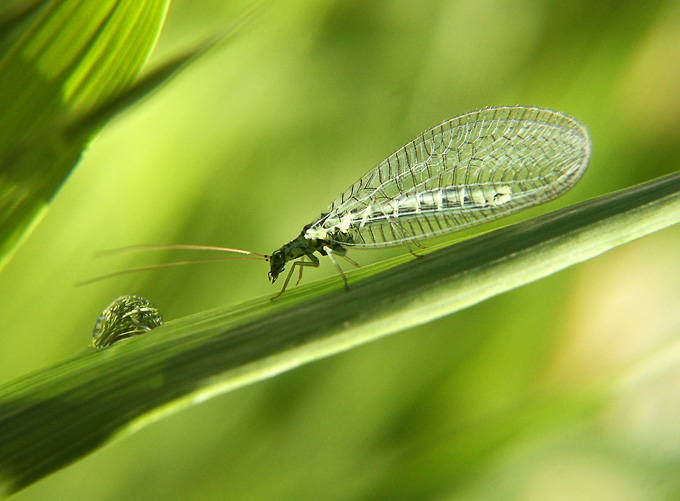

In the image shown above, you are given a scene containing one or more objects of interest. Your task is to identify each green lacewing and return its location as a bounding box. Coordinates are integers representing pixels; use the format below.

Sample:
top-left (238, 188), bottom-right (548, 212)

top-left (87, 106), bottom-right (591, 299)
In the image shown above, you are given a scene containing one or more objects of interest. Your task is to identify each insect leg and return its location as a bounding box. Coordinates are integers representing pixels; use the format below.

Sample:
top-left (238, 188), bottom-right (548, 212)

top-left (295, 256), bottom-right (306, 286)
top-left (323, 246), bottom-right (350, 290)
top-left (402, 240), bottom-right (425, 259)
top-left (339, 254), bottom-right (361, 268)
top-left (270, 254), bottom-right (320, 301)
top-left (389, 221), bottom-right (425, 258)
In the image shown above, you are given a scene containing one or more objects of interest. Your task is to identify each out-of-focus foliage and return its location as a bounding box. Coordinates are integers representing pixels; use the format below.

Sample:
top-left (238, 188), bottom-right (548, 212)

top-left (0, 0), bottom-right (171, 272)
top-left (1, 0), bottom-right (679, 499)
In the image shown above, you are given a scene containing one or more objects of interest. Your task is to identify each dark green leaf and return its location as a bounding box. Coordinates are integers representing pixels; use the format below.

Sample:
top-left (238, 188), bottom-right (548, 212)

top-left (0, 171), bottom-right (678, 495)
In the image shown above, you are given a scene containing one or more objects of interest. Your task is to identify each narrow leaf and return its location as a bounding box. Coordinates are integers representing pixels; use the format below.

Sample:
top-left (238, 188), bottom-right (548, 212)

top-left (0, 0), bottom-right (170, 272)
top-left (0, 172), bottom-right (678, 495)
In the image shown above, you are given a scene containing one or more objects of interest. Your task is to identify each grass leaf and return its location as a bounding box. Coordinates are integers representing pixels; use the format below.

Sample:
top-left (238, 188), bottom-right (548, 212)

top-left (0, 171), bottom-right (678, 495)
top-left (0, 0), bottom-right (170, 272)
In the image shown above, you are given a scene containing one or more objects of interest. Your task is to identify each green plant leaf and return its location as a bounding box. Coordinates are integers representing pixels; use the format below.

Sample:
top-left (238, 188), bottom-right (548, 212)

top-left (0, 0), bottom-right (170, 273)
top-left (0, 1), bottom-right (49, 49)
top-left (64, 2), bottom-right (264, 141)
top-left (0, 171), bottom-right (678, 495)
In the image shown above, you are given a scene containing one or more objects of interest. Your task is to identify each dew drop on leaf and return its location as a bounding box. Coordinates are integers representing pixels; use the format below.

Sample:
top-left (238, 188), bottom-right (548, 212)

top-left (92, 295), bottom-right (163, 349)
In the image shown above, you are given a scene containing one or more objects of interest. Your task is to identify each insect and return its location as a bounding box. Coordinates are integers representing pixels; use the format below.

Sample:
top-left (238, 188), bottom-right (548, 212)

top-left (92, 295), bottom-right (163, 348)
top-left (88, 106), bottom-right (591, 299)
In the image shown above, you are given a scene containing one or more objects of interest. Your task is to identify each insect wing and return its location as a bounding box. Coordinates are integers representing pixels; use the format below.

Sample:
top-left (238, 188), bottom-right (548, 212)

top-left (312, 106), bottom-right (591, 247)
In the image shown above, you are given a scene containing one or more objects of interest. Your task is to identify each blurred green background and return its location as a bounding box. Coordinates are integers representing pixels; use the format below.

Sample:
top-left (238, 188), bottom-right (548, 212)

top-left (2, 0), bottom-right (680, 499)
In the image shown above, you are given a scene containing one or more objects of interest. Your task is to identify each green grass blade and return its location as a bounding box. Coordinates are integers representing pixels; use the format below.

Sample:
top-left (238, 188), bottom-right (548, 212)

top-left (0, 172), bottom-right (678, 495)
top-left (0, 0), bottom-right (170, 273)
top-left (64, 2), bottom-right (263, 141)
top-left (0, 1), bottom-right (49, 47)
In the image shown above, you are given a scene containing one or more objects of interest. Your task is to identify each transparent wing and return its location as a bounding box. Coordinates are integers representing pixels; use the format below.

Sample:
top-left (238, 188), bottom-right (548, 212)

top-left (311, 106), bottom-right (591, 248)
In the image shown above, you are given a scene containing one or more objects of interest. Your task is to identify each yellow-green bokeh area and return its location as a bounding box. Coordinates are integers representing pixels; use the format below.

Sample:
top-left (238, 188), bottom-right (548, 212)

top-left (2, 0), bottom-right (680, 499)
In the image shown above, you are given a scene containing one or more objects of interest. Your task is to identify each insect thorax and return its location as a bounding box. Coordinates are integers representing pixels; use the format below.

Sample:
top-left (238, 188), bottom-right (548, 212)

top-left (268, 223), bottom-right (352, 283)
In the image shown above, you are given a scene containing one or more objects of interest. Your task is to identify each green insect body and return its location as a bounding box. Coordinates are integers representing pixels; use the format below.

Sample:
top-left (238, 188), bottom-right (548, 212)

top-left (264, 106), bottom-right (591, 298)
top-left (89, 106), bottom-right (591, 300)
top-left (267, 224), bottom-right (355, 298)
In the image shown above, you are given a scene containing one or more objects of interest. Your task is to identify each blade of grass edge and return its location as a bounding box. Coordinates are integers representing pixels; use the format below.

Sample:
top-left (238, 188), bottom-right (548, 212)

top-left (0, 0), bottom-right (267, 271)
top-left (0, 1), bottom-right (265, 274)
top-left (0, 0), bottom-right (172, 273)
top-left (0, 171), bottom-right (679, 495)
top-left (64, 1), bottom-right (266, 140)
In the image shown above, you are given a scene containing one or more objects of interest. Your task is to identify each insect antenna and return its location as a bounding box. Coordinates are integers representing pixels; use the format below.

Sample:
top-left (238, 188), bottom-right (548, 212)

top-left (94, 244), bottom-right (269, 258)
top-left (79, 244), bottom-right (269, 286)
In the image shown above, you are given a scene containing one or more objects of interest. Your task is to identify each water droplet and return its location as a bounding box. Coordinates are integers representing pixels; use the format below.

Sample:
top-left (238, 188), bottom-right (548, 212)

top-left (92, 295), bottom-right (163, 349)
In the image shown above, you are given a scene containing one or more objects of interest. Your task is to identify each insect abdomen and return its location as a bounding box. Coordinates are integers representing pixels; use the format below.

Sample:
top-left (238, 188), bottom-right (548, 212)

top-left (358, 184), bottom-right (513, 221)
top-left (311, 106), bottom-right (590, 248)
